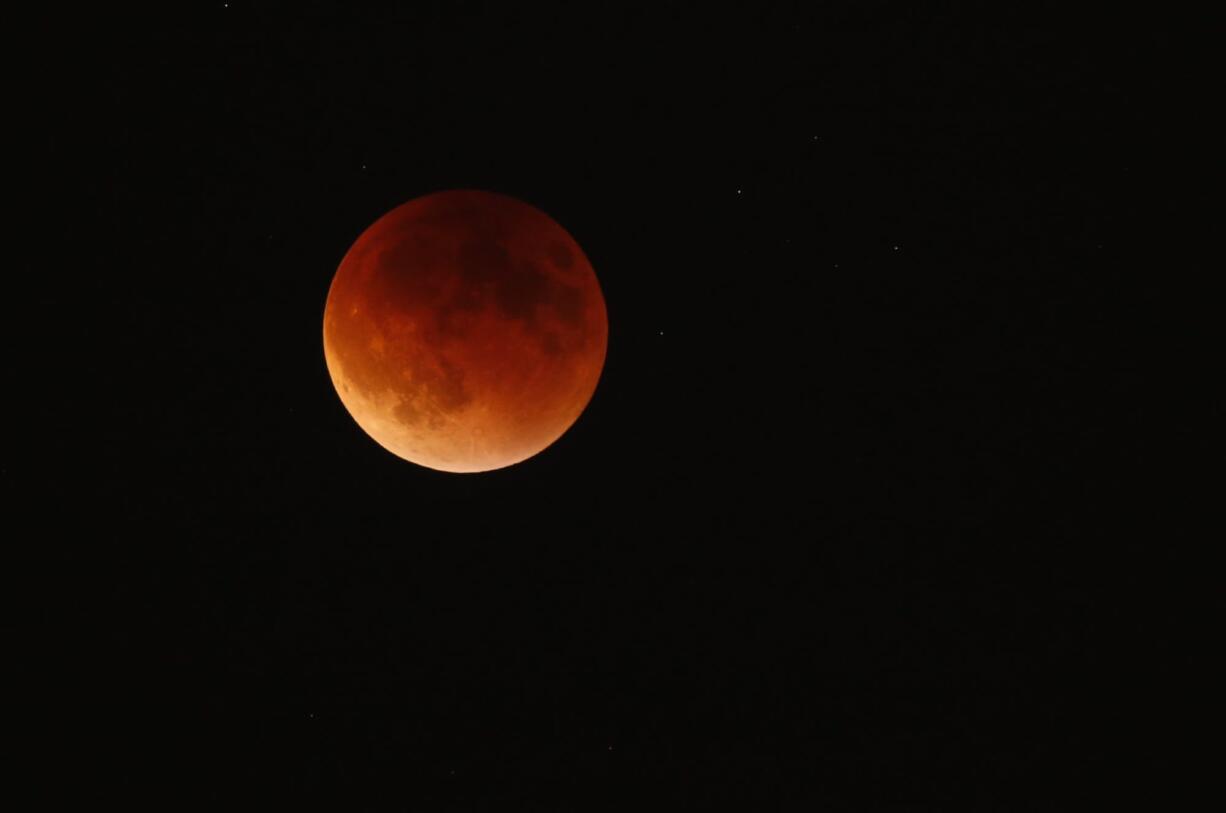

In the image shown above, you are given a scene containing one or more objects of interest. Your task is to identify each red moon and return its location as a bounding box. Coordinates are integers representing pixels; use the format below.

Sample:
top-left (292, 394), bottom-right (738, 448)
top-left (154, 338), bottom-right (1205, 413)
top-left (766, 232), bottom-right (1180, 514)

top-left (323, 190), bottom-right (608, 472)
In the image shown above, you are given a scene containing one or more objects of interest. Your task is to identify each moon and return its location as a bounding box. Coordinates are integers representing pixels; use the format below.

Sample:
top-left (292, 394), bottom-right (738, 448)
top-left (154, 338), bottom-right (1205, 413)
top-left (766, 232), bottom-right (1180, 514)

top-left (323, 190), bottom-right (608, 473)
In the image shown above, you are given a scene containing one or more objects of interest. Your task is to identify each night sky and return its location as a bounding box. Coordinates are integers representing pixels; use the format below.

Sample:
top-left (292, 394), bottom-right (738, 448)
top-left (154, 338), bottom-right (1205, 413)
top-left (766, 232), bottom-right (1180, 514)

top-left (24, 3), bottom-right (1166, 807)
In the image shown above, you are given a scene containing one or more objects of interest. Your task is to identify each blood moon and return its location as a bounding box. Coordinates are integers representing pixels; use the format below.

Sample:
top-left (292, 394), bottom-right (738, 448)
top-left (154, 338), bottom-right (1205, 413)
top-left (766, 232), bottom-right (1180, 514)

top-left (323, 190), bottom-right (608, 473)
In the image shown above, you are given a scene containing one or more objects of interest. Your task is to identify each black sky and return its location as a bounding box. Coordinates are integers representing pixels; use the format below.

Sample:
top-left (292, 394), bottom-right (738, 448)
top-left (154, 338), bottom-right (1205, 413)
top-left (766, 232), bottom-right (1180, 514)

top-left (22, 3), bottom-right (1168, 807)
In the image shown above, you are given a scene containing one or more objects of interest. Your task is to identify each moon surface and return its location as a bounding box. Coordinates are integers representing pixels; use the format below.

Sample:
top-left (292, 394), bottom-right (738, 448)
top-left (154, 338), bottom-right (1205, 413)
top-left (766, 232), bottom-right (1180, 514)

top-left (323, 190), bottom-right (608, 472)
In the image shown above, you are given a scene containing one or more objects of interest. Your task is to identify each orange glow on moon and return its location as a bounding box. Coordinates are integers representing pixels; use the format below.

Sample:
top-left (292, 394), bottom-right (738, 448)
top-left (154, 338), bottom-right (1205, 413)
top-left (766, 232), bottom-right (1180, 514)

top-left (323, 190), bottom-right (608, 472)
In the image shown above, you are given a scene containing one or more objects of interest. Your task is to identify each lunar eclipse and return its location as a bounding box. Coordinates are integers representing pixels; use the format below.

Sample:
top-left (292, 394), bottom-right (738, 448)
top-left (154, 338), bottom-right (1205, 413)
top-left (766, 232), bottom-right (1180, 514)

top-left (323, 190), bottom-right (608, 473)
